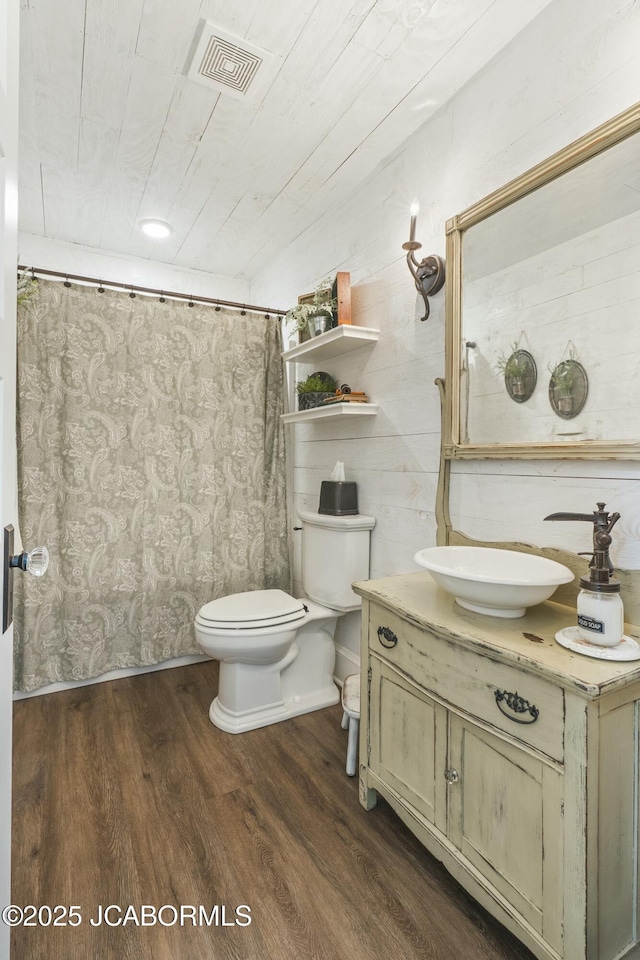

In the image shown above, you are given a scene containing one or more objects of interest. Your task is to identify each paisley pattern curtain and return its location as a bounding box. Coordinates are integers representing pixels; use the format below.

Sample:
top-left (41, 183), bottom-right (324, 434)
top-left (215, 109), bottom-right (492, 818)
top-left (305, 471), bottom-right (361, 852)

top-left (14, 281), bottom-right (289, 692)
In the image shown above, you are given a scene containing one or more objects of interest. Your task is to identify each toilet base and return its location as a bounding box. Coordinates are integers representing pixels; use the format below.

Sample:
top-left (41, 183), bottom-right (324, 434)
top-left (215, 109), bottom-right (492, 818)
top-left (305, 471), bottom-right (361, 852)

top-left (209, 683), bottom-right (340, 734)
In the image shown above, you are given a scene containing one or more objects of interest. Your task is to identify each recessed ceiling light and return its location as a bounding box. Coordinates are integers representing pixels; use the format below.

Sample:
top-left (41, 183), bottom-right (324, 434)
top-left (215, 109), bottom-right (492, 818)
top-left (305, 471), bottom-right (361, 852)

top-left (139, 219), bottom-right (174, 239)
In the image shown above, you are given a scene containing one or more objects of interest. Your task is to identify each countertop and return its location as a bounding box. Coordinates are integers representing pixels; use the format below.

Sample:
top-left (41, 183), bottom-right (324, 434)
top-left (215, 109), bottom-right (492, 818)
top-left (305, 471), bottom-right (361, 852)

top-left (353, 571), bottom-right (640, 698)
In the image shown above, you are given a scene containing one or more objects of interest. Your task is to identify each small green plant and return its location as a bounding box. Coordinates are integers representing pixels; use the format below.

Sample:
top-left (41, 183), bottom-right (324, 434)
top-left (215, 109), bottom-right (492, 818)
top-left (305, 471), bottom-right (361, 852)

top-left (285, 277), bottom-right (338, 335)
top-left (296, 372), bottom-right (338, 394)
top-left (16, 268), bottom-right (39, 305)
top-left (548, 351), bottom-right (579, 395)
top-left (495, 342), bottom-right (528, 379)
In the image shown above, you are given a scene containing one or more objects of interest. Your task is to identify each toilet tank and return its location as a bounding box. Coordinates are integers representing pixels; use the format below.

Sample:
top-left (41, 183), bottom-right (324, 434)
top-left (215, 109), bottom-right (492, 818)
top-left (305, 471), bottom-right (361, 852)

top-left (298, 509), bottom-right (376, 613)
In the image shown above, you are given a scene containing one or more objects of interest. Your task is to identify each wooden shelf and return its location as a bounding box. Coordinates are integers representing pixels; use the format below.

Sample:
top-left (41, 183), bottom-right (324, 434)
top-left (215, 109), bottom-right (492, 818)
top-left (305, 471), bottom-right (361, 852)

top-left (282, 325), bottom-right (379, 364)
top-left (281, 402), bottom-right (379, 424)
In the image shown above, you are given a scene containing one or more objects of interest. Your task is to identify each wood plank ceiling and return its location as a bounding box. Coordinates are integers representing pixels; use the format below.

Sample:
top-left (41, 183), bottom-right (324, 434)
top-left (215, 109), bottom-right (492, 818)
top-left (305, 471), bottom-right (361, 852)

top-left (18, 0), bottom-right (553, 281)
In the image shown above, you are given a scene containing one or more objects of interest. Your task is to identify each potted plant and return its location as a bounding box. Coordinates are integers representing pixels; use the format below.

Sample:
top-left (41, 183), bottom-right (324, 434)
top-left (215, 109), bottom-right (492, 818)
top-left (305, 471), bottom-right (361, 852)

top-left (285, 278), bottom-right (338, 342)
top-left (16, 268), bottom-right (39, 305)
top-left (547, 343), bottom-right (589, 418)
top-left (296, 371), bottom-right (338, 410)
top-left (495, 342), bottom-right (534, 400)
top-left (549, 358), bottom-right (579, 415)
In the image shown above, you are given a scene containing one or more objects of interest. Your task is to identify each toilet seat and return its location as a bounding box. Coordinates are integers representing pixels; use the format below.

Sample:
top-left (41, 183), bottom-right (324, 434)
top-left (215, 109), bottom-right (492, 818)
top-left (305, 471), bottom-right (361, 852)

top-left (197, 589), bottom-right (306, 630)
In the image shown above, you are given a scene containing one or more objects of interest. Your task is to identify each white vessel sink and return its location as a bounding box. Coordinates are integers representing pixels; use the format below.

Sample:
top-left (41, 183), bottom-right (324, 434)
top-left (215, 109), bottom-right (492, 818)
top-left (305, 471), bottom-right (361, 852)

top-left (414, 545), bottom-right (574, 618)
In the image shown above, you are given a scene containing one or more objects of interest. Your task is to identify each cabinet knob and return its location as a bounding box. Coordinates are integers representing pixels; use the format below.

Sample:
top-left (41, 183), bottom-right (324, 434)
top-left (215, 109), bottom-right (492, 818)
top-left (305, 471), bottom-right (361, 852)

top-left (444, 768), bottom-right (460, 784)
top-left (377, 626), bottom-right (398, 648)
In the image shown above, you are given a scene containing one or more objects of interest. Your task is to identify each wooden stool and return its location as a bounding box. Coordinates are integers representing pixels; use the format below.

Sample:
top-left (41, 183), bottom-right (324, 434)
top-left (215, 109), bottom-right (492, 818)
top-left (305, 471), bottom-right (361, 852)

top-left (341, 674), bottom-right (360, 777)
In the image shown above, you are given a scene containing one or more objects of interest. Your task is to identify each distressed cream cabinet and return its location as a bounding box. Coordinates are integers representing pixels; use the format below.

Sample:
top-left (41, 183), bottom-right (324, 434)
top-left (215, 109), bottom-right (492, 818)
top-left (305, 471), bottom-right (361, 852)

top-left (353, 572), bottom-right (640, 960)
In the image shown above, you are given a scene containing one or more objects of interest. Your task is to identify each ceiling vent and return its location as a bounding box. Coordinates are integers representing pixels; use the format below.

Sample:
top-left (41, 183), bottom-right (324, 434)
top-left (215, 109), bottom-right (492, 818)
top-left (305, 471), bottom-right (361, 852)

top-left (186, 23), bottom-right (274, 100)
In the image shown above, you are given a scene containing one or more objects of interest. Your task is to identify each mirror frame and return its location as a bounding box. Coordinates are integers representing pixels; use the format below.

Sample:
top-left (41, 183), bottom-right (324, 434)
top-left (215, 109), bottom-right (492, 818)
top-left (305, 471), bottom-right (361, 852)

top-left (443, 101), bottom-right (640, 460)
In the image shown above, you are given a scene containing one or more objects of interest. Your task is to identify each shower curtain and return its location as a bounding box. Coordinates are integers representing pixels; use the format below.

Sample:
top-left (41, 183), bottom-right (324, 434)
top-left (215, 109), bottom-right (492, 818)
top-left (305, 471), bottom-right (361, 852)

top-left (14, 280), bottom-right (290, 692)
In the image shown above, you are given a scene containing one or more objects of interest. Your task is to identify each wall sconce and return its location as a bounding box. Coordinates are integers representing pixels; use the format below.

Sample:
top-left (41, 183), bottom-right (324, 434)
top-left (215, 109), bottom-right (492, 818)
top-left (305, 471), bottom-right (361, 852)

top-left (402, 200), bottom-right (445, 320)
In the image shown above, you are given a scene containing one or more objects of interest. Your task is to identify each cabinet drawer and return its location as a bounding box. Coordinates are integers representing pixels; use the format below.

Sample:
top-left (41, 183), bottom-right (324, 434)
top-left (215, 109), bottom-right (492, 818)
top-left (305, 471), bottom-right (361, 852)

top-left (370, 605), bottom-right (564, 762)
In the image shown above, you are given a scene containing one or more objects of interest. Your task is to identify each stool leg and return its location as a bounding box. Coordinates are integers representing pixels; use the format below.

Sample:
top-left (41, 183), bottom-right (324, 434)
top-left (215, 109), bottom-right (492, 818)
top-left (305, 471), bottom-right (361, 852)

top-left (346, 717), bottom-right (359, 776)
top-left (341, 710), bottom-right (349, 730)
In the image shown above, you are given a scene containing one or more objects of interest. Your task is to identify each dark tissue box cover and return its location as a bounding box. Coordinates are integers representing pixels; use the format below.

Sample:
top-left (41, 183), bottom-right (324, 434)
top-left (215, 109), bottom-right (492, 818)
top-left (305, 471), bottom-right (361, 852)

top-left (318, 481), bottom-right (358, 516)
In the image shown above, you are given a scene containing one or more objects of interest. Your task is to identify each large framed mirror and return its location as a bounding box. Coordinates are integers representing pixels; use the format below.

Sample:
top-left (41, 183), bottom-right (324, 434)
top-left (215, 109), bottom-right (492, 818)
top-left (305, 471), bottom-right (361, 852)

top-left (443, 102), bottom-right (640, 459)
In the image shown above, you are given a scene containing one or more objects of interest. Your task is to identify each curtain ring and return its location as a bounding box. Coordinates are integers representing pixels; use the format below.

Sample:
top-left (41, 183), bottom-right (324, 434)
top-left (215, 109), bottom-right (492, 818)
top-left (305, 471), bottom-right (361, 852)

top-left (265, 313), bottom-right (270, 319)
top-left (97, 280), bottom-right (105, 293)
top-left (63, 275), bottom-right (71, 288)
top-left (159, 291), bottom-right (165, 303)
top-left (215, 301), bottom-right (221, 312)
top-left (240, 305), bottom-right (246, 316)
top-left (188, 296), bottom-right (194, 307)
top-left (31, 267), bottom-right (38, 283)
top-left (129, 286), bottom-right (136, 298)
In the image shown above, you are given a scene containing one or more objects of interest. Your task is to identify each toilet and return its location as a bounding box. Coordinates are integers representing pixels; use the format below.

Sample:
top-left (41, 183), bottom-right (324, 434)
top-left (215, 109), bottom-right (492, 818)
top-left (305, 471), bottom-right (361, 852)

top-left (194, 509), bottom-right (375, 734)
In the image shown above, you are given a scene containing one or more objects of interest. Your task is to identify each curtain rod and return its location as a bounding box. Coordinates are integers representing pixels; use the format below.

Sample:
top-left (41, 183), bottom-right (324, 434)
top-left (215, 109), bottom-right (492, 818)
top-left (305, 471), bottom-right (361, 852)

top-left (18, 265), bottom-right (287, 317)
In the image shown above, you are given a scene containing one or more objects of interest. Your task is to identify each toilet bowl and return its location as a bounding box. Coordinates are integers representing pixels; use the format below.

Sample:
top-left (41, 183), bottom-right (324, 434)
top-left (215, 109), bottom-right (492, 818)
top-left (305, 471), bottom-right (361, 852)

top-left (194, 510), bottom-right (376, 734)
top-left (195, 591), bottom-right (341, 733)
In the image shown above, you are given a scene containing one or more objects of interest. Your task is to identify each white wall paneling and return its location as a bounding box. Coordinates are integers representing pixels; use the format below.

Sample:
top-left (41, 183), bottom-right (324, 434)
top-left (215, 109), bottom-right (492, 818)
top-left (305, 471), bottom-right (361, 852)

top-left (253, 0), bottom-right (640, 665)
top-left (17, 234), bottom-right (251, 303)
top-left (449, 467), bottom-right (640, 565)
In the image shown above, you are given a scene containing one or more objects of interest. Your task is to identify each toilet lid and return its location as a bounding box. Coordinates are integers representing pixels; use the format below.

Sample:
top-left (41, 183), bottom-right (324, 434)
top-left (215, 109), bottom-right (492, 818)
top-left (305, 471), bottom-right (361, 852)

top-left (198, 589), bottom-right (307, 629)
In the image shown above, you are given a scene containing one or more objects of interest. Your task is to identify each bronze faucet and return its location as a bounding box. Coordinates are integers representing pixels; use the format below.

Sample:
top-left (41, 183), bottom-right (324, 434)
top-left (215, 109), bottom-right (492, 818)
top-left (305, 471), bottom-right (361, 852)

top-left (544, 502), bottom-right (620, 587)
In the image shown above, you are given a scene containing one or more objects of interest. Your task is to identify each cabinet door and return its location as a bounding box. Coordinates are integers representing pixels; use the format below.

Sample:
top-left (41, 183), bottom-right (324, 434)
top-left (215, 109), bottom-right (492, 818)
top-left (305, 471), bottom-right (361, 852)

top-left (448, 716), bottom-right (563, 953)
top-left (368, 657), bottom-right (447, 833)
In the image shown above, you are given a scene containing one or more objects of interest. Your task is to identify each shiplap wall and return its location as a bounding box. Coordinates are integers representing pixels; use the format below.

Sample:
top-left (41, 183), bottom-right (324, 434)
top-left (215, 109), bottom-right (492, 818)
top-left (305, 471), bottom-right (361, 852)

top-left (17, 233), bottom-right (251, 303)
top-left (250, 0), bottom-right (640, 666)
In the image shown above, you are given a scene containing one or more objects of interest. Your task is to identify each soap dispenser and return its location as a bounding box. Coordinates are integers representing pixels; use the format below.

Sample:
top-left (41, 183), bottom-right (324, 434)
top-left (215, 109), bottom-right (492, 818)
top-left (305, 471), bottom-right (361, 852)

top-left (544, 502), bottom-right (623, 646)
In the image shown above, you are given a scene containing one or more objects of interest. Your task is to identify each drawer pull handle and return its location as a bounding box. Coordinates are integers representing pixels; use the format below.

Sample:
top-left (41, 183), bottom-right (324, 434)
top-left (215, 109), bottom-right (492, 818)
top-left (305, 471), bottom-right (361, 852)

top-left (494, 689), bottom-right (539, 724)
top-left (377, 626), bottom-right (398, 648)
top-left (444, 767), bottom-right (460, 784)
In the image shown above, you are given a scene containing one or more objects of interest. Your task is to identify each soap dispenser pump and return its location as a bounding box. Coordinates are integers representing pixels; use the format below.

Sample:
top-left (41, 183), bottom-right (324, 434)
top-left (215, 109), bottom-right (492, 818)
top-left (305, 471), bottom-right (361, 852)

top-left (544, 502), bottom-right (623, 646)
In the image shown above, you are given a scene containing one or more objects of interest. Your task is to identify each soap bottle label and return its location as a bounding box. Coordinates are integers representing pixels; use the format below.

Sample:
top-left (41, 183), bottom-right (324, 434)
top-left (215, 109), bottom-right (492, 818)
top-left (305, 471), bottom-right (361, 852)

top-left (577, 613), bottom-right (605, 634)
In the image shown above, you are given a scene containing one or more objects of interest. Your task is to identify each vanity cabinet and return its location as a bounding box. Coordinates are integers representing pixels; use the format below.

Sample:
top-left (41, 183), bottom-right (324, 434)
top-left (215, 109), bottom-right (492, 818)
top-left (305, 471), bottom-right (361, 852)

top-left (446, 712), bottom-right (563, 951)
top-left (354, 572), bottom-right (640, 960)
top-left (368, 658), bottom-right (447, 831)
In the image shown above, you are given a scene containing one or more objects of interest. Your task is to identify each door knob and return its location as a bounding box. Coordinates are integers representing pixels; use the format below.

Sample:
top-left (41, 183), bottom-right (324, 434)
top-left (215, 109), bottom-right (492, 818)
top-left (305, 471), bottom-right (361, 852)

top-left (3, 525), bottom-right (49, 633)
top-left (10, 545), bottom-right (49, 576)
top-left (444, 767), bottom-right (460, 784)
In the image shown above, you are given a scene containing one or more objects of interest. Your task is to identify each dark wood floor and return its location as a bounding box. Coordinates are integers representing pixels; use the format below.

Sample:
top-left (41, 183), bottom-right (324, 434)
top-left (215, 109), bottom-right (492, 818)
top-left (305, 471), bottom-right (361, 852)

top-left (12, 661), bottom-right (535, 960)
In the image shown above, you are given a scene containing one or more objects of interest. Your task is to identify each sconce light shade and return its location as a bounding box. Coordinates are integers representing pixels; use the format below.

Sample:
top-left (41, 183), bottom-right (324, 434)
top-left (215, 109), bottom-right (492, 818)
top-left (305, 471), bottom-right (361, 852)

top-left (402, 202), bottom-right (445, 320)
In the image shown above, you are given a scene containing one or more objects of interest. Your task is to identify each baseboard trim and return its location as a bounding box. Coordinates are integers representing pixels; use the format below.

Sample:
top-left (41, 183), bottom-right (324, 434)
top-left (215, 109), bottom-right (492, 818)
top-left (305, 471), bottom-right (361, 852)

top-left (13, 653), bottom-right (211, 700)
top-left (333, 644), bottom-right (360, 685)
top-left (16, 644), bottom-right (361, 701)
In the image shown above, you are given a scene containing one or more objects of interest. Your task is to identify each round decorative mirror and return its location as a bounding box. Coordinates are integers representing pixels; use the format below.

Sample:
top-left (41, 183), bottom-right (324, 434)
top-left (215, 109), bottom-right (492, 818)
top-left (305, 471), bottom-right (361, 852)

top-left (548, 359), bottom-right (588, 420)
top-left (502, 349), bottom-right (537, 403)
